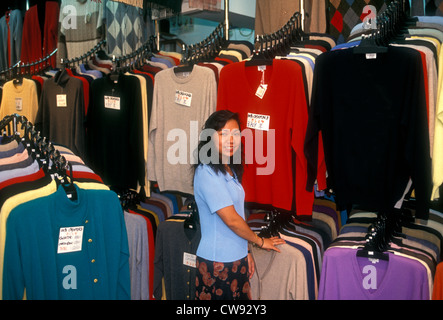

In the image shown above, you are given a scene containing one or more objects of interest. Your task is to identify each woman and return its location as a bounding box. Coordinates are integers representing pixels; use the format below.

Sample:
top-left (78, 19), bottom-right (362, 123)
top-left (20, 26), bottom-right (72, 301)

top-left (193, 110), bottom-right (284, 300)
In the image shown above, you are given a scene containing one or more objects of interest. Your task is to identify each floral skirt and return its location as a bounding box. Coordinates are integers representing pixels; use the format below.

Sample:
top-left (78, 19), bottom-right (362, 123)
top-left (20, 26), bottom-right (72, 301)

top-left (195, 256), bottom-right (251, 300)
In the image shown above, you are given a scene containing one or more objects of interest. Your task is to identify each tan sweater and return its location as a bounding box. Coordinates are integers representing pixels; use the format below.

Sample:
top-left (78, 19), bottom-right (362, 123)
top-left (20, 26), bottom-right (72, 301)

top-left (0, 78), bottom-right (39, 127)
top-left (254, 0), bottom-right (327, 35)
top-left (250, 243), bottom-right (309, 300)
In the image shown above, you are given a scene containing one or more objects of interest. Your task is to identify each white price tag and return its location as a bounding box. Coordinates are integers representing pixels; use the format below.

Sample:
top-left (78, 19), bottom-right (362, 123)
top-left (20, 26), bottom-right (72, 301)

top-left (57, 226), bottom-right (84, 254)
top-left (104, 95), bottom-right (121, 110)
top-left (183, 252), bottom-right (197, 268)
top-left (15, 98), bottom-right (22, 111)
top-left (56, 94), bottom-right (67, 107)
top-left (257, 65), bottom-right (267, 72)
top-left (247, 112), bottom-right (271, 131)
top-left (175, 90), bottom-right (192, 107)
top-left (255, 84), bottom-right (268, 99)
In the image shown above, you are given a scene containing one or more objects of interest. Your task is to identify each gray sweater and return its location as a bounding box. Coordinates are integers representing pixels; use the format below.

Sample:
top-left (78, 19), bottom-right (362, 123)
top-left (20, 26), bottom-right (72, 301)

top-left (250, 243), bottom-right (309, 300)
top-left (148, 65), bottom-right (217, 195)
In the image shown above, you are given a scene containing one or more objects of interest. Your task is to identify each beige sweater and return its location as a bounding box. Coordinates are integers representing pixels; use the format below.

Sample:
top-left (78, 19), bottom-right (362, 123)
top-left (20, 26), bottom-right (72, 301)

top-left (250, 243), bottom-right (309, 300)
top-left (254, 0), bottom-right (327, 35)
top-left (0, 78), bottom-right (39, 128)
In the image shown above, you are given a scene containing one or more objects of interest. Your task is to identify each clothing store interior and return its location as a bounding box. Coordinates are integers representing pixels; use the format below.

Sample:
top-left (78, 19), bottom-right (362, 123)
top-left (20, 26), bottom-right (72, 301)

top-left (1, 0), bottom-right (443, 302)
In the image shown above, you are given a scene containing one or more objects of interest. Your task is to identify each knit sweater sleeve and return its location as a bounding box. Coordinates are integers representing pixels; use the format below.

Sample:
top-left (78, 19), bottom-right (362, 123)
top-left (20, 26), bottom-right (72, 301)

top-left (304, 52), bottom-right (328, 193)
top-left (288, 62), bottom-right (314, 216)
top-left (147, 72), bottom-right (160, 182)
top-left (402, 50), bottom-right (432, 219)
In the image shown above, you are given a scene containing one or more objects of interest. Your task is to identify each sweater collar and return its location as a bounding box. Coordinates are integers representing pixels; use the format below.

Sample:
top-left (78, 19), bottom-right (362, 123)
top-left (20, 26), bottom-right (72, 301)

top-left (54, 69), bottom-right (71, 87)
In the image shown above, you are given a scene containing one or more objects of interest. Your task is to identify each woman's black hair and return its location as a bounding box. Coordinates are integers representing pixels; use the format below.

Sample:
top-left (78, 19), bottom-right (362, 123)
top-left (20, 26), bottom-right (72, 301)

top-left (193, 110), bottom-right (244, 182)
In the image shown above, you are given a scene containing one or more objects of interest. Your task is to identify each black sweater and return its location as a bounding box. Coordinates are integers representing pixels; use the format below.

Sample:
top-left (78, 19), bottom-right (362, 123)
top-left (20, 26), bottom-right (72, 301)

top-left (86, 73), bottom-right (144, 190)
top-left (304, 46), bottom-right (432, 219)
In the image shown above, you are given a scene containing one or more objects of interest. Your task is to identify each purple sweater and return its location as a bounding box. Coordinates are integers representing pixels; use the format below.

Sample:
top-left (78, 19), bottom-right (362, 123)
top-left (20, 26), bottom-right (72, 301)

top-left (318, 247), bottom-right (430, 300)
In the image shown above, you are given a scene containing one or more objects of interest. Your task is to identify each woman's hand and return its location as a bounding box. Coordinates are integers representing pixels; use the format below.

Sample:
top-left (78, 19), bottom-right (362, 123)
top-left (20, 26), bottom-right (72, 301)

top-left (261, 236), bottom-right (286, 252)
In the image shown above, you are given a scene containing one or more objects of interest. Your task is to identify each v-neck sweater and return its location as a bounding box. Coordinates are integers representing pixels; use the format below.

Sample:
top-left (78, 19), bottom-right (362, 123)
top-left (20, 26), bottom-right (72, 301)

top-left (318, 247), bottom-right (429, 300)
top-left (217, 60), bottom-right (325, 217)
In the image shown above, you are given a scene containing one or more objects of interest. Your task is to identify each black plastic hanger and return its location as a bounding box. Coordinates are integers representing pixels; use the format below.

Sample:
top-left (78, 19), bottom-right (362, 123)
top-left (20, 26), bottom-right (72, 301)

top-left (356, 247), bottom-right (390, 261)
top-left (61, 162), bottom-right (77, 201)
top-left (353, 32), bottom-right (388, 54)
top-left (245, 35), bottom-right (273, 67)
top-left (173, 63), bottom-right (194, 74)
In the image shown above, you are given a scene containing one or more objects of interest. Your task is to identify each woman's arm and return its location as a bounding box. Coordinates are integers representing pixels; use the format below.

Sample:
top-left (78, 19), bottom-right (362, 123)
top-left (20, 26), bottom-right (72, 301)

top-left (216, 205), bottom-right (285, 252)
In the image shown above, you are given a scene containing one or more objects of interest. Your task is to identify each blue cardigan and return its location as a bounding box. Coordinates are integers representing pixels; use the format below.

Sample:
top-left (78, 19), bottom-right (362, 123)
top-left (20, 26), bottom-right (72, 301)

top-left (3, 184), bottom-right (130, 300)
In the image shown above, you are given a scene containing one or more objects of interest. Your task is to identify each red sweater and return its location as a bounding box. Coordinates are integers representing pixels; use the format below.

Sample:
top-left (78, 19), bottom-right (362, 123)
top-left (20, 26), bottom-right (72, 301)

top-left (21, 2), bottom-right (59, 68)
top-left (217, 60), bottom-right (325, 217)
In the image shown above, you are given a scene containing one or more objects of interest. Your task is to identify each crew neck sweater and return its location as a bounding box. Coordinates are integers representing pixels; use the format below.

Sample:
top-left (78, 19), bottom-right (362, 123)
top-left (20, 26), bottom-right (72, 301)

top-left (0, 78), bottom-right (39, 126)
top-left (86, 73), bottom-right (144, 190)
top-left (147, 65), bottom-right (217, 195)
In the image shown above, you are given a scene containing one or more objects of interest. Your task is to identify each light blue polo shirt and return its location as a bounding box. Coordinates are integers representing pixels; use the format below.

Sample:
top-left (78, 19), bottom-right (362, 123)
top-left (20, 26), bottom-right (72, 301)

top-left (194, 164), bottom-right (247, 262)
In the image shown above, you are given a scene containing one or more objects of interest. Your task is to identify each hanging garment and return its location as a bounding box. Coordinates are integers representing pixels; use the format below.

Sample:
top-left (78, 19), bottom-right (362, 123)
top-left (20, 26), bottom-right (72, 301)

top-left (127, 206), bottom-right (156, 299)
top-left (247, 208), bottom-right (336, 300)
top-left (2, 184), bottom-right (131, 300)
top-left (35, 69), bottom-right (86, 158)
top-left (147, 65), bottom-right (217, 195)
top-left (326, 0), bottom-right (387, 44)
top-left (319, 208), bottom-right (443, 300)
top-left (125, 70), bottom-right (153, 196)
top-left (0, 115), bottom-right (130, 299)
top-left (304, 46), bottom-right (432, 219)
top-left (124, 210), bottom-right (150, 300)
top-left (0, 78), bottom-right (39, 126)
top-left (153, 214), bottom-right (201, 300)
top-left (86, 73), bottom-right (145, 190)
top-left (0, 9), bottom-right (22, 71)
top-left (21, 1), bottom-right (59, 68)
top-left (217, 59), bottom-right (326, 217)
top-left (57, 0), bottom-right (105, 66)
top-left (343, 17), bottom-right (443, 202)
top-left (250, 243), bottom-right (309, 300)
top-left (105, 0), bottom-right (153, 57)
top-left (318, 246), bottom-right (430, 300)
top-left (255, 0), bottom-right (327, 35)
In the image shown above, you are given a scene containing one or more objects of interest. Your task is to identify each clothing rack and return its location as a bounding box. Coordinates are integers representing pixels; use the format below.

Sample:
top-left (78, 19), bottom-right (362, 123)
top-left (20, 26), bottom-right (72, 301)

top-left (353, 0), bottom-right (408, 53)
top-left (110, 36), bottom-right (158, 72)
top-left (0, 113), bottom-right (71, 176)
top-left (0, 47), bottom-right (58, 82)
top-left (355, 209), bottom-right (413, 260)
top-left (61, 39), bottom-right (107, 68)
top-left (257, 209), bottom-right (283, 237)
top-left (181, 22), bottom-right (226, 64)
top-left (251, 11), bottom-right (307, 60)
top-left (257, 209), bottom-right (302, 238)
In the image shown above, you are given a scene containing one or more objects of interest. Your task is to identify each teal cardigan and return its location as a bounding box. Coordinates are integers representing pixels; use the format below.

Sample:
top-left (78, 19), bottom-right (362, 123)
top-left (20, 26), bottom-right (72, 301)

top-left (3, 184), bottom-right (130, 300)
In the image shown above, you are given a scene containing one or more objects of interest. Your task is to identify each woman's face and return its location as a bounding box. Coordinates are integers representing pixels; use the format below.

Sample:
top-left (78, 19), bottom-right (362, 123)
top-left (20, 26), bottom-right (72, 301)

top-left (214, 119), bottom-right (241, 163)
